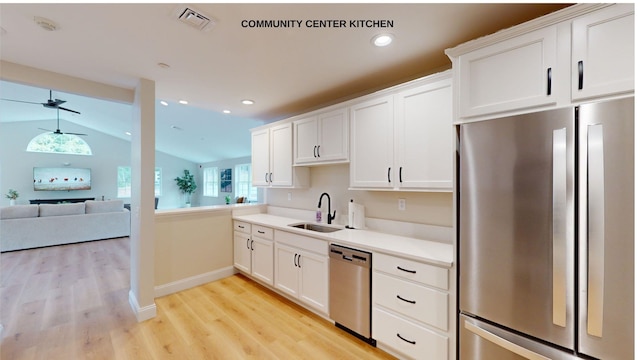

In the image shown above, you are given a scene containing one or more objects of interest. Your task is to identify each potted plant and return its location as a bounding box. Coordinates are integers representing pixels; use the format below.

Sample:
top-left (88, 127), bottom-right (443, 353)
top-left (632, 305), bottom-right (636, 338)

top-left (5, 189), bottom-right (19, 206)
top-left (174, 170), bottom-right (197, 207)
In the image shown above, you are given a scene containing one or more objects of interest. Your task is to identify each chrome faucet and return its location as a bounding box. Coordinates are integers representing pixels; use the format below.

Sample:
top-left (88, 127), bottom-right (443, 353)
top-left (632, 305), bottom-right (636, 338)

top-left (318, 192), bottom-right (336, 224)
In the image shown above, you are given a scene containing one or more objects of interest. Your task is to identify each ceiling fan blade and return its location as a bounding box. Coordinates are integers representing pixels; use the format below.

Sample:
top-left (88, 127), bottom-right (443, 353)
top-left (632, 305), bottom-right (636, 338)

top-left (57, 106), bottom-right (80, 115)
top-left (38, 127), bottom-right (54, 132)
top-left (63, 131), bottom-right (88, 136)
top-left (0, 98), bottom-right (42, 105)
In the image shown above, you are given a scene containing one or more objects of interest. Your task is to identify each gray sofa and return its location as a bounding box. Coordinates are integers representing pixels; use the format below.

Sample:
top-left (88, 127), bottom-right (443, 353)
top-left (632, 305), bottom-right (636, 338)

top-left (0, 200), bottom-right (130, 252)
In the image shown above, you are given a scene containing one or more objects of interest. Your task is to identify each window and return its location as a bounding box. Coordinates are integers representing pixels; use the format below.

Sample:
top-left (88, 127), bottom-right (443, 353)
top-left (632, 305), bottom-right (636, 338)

top-left (117, 166), bottom-right (131, 198)
top-left (235, 163), bottom-right (257, 202)
top-left (117, 166), bottom-right (162, 198)
top-left (203, 167), bottom-right (219, 197)
top-left (154, 168), bottom-right (162, 196)
top-left (27, 132), bottom-right (92, 155)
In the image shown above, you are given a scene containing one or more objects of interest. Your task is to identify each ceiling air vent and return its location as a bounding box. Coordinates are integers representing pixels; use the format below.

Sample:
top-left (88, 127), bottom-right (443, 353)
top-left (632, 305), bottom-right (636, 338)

top-left (176, 7), bottom-right (215, 32)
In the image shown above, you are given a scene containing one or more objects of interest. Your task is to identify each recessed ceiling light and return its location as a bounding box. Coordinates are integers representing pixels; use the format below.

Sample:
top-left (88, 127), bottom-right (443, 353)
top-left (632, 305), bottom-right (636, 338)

top-left (179, 100), bottom-right (188, 105)
top-left (171, 125), bottom-right (183, 131)
top-left (223, 110), bottom-right (231, 114)
top-left (157, 62), bottom-right (171, 69)
top-left (372, 33), bottom-right (394, 47)
top-left (241, 99), bottom-right (254, 105)
top-left (125, 131), bottom-right (132, 136)
top-left (160, 100), bottom-right (168, 106)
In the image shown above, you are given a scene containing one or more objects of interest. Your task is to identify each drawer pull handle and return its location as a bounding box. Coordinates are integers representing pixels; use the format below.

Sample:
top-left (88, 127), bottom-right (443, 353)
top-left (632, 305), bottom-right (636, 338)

top-left (238, 225), bottom-right (245, 229)
top-left (396, 295), bottom-right (416, 304)
top-left (397, 266), bottom-right (416, 274)
top-left (258, 230), bottom-right (265, 234)
top-left (396, 333), bottom-right (416, 345)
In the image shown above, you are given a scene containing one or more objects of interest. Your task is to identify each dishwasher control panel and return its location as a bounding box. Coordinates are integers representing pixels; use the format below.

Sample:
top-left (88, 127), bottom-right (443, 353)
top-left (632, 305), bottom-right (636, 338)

top-left (329, 244), bottom-right (371, 266)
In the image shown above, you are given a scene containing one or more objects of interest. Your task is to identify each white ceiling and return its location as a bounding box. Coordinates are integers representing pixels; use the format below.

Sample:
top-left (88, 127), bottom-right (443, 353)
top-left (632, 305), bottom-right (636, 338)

top-left (0, 3), bottom-right (570, 163)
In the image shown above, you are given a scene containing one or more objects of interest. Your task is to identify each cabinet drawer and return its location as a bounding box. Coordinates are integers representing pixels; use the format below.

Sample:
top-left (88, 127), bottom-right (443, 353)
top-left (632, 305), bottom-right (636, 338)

top-left (373, 307), bottom-right (448, 360)
top-left (374, 252), bottom-right (448, 290)
top-left (252, 225), bottom-right (273, 240)
top-left (373, 272), bottom-right (448, 331)
top-left (234, 221), bottom-right (251, 234)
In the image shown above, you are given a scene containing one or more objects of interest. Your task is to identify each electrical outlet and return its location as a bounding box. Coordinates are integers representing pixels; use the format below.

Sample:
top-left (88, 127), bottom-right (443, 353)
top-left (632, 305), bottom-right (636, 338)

top-left (287, 192), bottom-right (292, 201)
top-left (398, 198), bottom-right (406, 211)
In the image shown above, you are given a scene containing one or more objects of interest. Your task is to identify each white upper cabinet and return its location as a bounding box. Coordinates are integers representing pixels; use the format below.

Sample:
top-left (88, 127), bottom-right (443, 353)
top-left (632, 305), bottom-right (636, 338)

top-left (457, 26), bottom-right (558, 119)
top-left (571, 4), bottom-right (634, 101)
top-left (251, 123), bottom-right (309, 188)
top-left (395, 78), bottom-right (453, 190)
top-left (293, 107), bottom-right (349, 165)
top-left (350, 95), bottom-right (395, 189)
top-left (251, 128), bottom-right (271, 186)
top-left (350, 72), bottom-right (453, 191)
top-left (446, 4), bottom-right (634, 123)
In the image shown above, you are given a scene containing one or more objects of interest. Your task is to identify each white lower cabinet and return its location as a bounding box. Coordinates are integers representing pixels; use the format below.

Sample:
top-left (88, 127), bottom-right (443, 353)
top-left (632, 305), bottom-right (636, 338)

top-left (372, 252), bottom-right (451, 360)
top-left (233, 221), bottom-right (274, 286)
top-left (274, 230), bottom-right (329, 314)
top-left (373, 307), bottom-right (448, 360)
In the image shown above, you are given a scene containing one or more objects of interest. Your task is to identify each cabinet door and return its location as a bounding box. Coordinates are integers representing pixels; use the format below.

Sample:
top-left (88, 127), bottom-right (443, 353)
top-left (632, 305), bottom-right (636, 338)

top-left (298, 250), bottom-right (329, 314)
top-left (293, 116), bottom-right (318, 165)
top-left (251, 237), bottom-right (274, 286)
top-left (233, 231), bottom-right (251, 274)
top-left (395, 79), bottom-right (453, 190)
top-left (572, 4), bottom-right (634, 101)
top-left (270, 123), bottom-right (293, 187)
top-left (274, 244), bottom-right (299, 298)
top-left (350, 95), bottom-right (394, 188)
top-left (251, 129), bottom-right (270, 186)
top-left (458, 26), bottom-right (557, 119)
top-left (317, 108), bottom-right (349, 163)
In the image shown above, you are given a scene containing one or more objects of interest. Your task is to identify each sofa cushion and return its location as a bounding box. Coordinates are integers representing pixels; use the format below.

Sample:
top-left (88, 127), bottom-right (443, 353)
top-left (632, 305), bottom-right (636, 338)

top-left (85, 200), bottom-right (124, 214)
top-left (39, 203), bottom-right (85, 217)
top-left (1, 205), bottom-right (39, 219)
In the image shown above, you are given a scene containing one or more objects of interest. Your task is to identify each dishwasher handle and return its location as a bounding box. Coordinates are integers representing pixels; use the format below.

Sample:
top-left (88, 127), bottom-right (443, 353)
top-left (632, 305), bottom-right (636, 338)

top-left (329, 244), bottom-right (372, 267)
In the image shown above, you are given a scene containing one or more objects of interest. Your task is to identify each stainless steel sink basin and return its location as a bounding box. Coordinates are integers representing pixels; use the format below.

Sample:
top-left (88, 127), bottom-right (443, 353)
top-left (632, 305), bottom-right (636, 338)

top-left (288, 222), bottom-right (343, 233)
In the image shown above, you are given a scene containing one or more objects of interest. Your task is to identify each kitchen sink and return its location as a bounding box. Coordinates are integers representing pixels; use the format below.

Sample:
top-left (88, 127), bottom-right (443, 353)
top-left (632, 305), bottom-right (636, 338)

top-left (288, 222), bottom-right (343, 233)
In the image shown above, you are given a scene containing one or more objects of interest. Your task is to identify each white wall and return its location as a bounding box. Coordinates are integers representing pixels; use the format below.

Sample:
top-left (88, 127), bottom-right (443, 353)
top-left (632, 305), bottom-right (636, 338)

top-left (266, 164), bottom-right (453, 227)
top-left (0, 119), bottom-right (198, 209)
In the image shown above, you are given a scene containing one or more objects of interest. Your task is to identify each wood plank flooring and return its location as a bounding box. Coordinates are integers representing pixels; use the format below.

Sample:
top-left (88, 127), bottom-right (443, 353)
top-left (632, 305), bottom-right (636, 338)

top-left (1, 238), bottom-right (396, 359)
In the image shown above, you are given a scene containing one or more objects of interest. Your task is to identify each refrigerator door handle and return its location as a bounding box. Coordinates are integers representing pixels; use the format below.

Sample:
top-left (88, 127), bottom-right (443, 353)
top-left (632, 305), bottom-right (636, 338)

top-left (552, 128), bottom-right (568, 327)
top-left (586, 123), bottom-right (605, 338)
top-left (464, 320), bottom-right (552, 360)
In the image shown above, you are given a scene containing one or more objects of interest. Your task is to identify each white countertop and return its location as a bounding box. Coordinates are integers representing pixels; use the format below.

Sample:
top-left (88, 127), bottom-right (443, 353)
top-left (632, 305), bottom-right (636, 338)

top-left (233, 213), bottom-right (453, 268)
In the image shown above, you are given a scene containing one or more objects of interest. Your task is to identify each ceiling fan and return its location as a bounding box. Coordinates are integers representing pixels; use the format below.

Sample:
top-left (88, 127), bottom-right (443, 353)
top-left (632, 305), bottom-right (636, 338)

top-left (39, 107), bottom-right (87, 136)
top-left (1, 89), bottom-right (81, 114)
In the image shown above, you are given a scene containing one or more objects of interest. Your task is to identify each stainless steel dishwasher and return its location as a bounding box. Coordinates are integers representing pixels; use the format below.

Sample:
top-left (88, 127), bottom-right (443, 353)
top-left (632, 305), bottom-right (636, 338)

top-left (329, 243), bottom-right (375, 345)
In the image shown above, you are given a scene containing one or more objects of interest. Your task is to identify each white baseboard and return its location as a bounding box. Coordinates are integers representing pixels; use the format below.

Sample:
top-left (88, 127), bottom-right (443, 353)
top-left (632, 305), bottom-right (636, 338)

top-left (128, 290), bottom-right (157, 322)
top-left (154, 266), bottom-right (237, 298)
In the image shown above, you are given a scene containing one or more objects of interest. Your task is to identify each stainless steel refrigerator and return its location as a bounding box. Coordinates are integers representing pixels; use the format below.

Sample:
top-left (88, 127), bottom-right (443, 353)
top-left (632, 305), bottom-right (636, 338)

top-left (458, 97), bottom-right (634, 359)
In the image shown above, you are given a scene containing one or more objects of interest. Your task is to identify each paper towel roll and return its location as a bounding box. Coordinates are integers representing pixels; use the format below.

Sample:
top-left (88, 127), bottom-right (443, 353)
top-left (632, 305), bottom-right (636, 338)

top-left (348, 200), bottom-right (365, 229)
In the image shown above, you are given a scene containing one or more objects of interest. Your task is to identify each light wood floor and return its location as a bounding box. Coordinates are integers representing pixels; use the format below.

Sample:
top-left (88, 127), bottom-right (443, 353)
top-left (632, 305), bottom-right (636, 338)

top-left (1, 238), bottom-right (396, 359)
